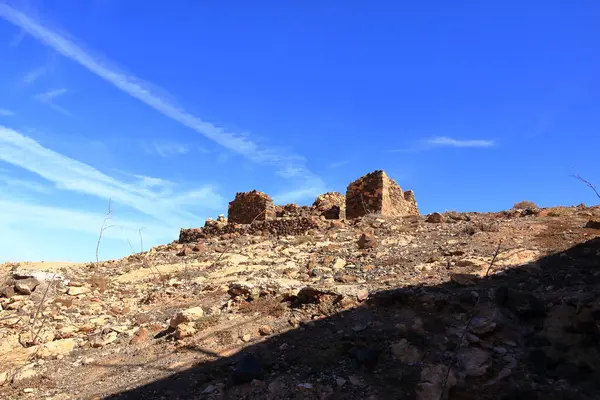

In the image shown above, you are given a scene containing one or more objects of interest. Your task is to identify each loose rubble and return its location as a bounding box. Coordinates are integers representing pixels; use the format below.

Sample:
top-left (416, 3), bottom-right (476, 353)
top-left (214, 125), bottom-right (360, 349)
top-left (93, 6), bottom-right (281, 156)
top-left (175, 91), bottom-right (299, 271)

top-left (1, 170), bottom-right (599, 399)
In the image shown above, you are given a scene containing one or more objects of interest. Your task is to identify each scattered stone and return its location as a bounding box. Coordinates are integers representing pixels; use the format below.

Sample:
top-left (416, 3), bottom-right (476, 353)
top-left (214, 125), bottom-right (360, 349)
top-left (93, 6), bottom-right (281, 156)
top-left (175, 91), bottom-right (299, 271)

top-left (357, 232), bottom-right (377, 249)
top-left (174, 323), bottom-right (197, 340)
top-left (14, 278), bottom-right (40, 295)
top-left (470, 317), bottom-right (497, 335)
top-left (35, 338), bottom-right (75, 359)
top-left (425, 212), bottom-right (444, 223)
top-left (130, 327), bottom-right (150, 345)
top-left (241, 333), bottom-right (252, 342)
top-left (0, 285), bottom-right (16, 298)
top-left (12, 364), bottom-right (39, 384)
top-left (67, 286), bottom-right (91, 296)
top-left (356, 289), bottom-right (369, 302)
top-left (170, 306), bottom-right (205, 328)
top-left (228, 282), bottom-right (258, 299)
top-left (331, 258), bottom-right (347, 270)
top-left (202, 385), bottom-right (218, 394)
top-left (177, 247), bottom-right (193, 257)
top-left (258, 325), bottom-right (274, 336)
top-left (390, 339), bottom-right (422, 365)
top-left (457, 347), bottom-right (491, 377)
top-left (297, 383), bottom-right (313, 390)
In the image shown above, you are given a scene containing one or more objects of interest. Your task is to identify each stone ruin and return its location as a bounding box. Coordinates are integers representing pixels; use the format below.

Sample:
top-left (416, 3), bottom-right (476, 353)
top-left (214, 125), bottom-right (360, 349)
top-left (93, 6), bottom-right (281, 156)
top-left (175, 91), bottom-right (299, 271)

top-left (345, 170), bottom-right (419, 219)
top-left (312, 192), bottom-right (346, 219)
top-left (179, 170), bottom-right (418, 242)
top-left (227, 190), bottom-right (276, 224)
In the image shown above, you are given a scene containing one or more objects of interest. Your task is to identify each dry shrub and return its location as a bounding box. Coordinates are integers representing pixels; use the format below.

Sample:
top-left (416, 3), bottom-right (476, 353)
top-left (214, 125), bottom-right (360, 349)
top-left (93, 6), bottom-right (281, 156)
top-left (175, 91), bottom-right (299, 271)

top-left (513, 201), bottom-right (538, 210)
top-left (476, 221), bottom-right (500, 232)
top-left (194, 315), bottom-right (220, 331)
top-left (238, 296), bottom-right (287, 318)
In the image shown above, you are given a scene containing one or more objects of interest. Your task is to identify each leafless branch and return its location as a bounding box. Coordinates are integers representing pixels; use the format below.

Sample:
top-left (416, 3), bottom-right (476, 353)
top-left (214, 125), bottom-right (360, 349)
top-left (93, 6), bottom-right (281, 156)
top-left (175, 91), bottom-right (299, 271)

top-left (250, 209), bottom-right (266, 225)
top-left (29, 273), bottom-right (57, 345)
top-left (572, 174), bottom-right (600, 200)
top-left (96, 198), bottom-right (114, 265)
top-left (485, 241), bottom-right (503, 277)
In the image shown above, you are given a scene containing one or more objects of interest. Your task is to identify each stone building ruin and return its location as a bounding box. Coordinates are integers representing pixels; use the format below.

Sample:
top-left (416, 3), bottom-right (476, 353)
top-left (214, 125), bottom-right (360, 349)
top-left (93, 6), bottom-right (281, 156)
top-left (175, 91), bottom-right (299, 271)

top-left (227, 190), bottom-right (276, 224)
top-left (345, 170), bottom-right (419, 219)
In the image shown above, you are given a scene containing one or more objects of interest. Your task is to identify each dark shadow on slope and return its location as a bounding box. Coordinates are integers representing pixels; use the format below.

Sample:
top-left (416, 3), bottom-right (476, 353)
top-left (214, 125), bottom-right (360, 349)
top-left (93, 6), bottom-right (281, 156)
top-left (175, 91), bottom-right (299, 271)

top-left (105, 236), bottom-right (600, 400)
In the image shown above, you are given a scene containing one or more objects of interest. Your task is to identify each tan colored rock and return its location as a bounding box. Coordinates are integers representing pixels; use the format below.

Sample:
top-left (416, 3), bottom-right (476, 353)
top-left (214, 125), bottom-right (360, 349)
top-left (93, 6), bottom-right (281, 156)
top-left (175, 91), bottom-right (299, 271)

top-left (357, 232), bottom-right (377, 249)
top-left (67, 286), bottom-right (91, 296)
top-left (0, 285), bottom-right (16, 298)
top-left (130, 327), bottom-right (150, 345)
top-left (35, 338), bottom-right (75, 358)
top-left (11, 363), bottom-right (39, 384)
top-left (331, 258), bottom-right (346, 270)
top-left (14, 278), bottom-right (40, 295)
top-left (228, 190), bottom-right (276, 224)
top-left (391, 339), bottom-right (422, 365)
top-left (346, 170), bottom-right (419, 219)
top-left (170, 306), bottom-right (205, 328)
top-left (177, 247), bottom-right (193, 257)
top-left (259, 325), bottom-right (274, 336)
top-left (425, 212), bottom-right (444, 223)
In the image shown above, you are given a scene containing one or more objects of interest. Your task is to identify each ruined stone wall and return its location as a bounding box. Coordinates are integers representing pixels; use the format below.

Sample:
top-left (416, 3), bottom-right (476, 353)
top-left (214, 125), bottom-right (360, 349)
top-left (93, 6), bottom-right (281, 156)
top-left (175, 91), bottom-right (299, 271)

top-left (178, 217), bottom-right (321, 242)
top-left (228, 190), bottom-right (276, 224)
top-left (312, 192), bottom-right (346, 219)
top-left (346, 170), bottom-right (419, 218)
top-left (346, 171), bottom-right (385, 218)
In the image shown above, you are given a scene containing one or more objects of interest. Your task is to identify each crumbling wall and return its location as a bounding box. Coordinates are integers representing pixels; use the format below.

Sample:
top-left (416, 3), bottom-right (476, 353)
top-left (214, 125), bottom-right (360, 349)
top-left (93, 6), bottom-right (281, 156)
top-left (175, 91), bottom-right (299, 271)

top-left (179, 217), bottom-right (321, 242)
top-left (346, 170), bottom-right (419, 218)
top-left (228, 190), bottom-right (276, 224)
top-left (312, 192), bottom-right (346, 219)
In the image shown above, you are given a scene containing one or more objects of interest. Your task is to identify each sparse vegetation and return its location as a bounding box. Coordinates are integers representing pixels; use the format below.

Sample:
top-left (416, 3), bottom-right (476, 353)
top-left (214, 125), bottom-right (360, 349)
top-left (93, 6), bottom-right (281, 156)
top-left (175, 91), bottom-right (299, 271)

top-left (513, 200), bottom-right (538, 209)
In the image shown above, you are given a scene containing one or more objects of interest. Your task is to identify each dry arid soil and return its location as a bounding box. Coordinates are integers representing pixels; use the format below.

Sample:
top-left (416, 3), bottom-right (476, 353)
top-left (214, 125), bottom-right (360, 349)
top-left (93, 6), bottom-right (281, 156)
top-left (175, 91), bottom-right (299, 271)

top-left (2, 204), bottom-right (600, 399)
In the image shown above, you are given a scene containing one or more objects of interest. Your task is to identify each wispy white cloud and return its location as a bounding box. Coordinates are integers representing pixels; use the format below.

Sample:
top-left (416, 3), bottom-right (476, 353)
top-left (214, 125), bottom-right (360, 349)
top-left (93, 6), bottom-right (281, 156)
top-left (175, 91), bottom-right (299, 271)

top-left (34, 87), bottom-right (67, 102)
top-left (0, 176), bottom-right (51, 193)
top-left (143, 140), bottom-right (190, 158)
top-left (33, 87), bottom-right (71, 116)
top-left (388, 136), bottom-right (497, 153)
top-left (425, 136), bottom-right (496, 148)
top-left (0, 3), bottom-right (324, 202)
top-left (24, 66), bottom-right (47, 84)
top-left (0, 126), bottom-right (226, 227)
top-left (0, 198), bottom-right (176, 262)
top-left (0, 109), bottom-right (16, 117)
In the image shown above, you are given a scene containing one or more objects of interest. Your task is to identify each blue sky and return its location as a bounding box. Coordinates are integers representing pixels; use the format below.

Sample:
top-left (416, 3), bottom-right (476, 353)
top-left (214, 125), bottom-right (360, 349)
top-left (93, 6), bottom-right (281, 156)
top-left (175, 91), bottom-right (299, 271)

top-left (1, 0), bottom-right (599, 262)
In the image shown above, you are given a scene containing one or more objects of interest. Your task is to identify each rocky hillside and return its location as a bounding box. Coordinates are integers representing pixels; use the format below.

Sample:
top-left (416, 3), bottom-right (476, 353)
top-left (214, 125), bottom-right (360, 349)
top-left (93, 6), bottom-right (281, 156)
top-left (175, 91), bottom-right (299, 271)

top-left (1, 171), bottom-right (600, 399)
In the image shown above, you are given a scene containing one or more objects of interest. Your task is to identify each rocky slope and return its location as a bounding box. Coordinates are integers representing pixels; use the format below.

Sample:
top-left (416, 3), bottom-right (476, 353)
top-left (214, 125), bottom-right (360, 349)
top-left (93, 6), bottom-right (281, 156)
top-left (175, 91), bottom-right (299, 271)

top-left (1, 205), bottom-right (600, 399)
